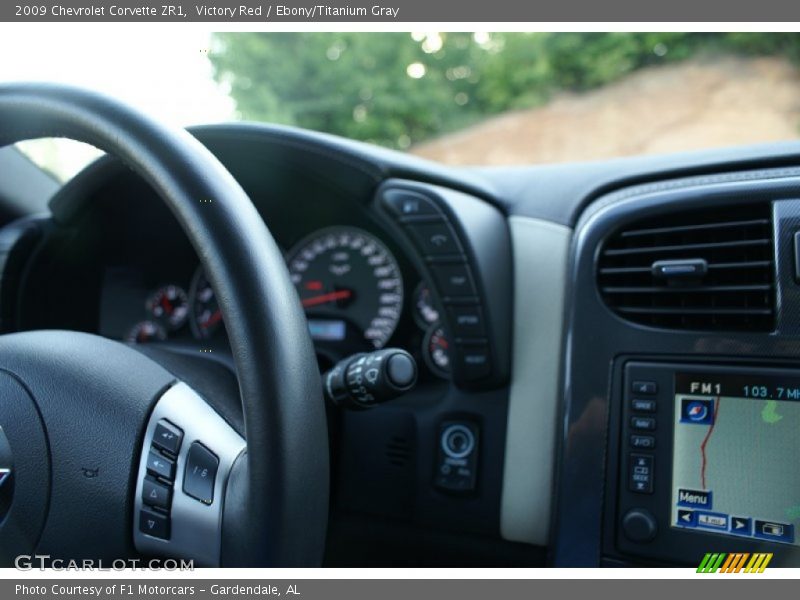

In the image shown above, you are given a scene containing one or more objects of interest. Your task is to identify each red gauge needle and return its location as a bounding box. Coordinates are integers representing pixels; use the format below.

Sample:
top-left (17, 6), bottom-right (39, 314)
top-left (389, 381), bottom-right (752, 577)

top-left (202, 309), bottom-right (223, 328)
top-left (302, 290), bottom-right (352, 308)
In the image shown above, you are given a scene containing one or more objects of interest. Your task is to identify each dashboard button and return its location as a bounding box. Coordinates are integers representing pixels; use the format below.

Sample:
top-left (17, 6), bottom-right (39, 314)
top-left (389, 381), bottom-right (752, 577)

top-left (405, 222), bottom-right (463, 256)
top-left (630, 435), bottom-right (656, 449)
top-left (629, 454), bottom-right (654, 493)
top-left (447, 305), bottom-right (486, 337)
top-left (441, 424), bottom-right (476, 459)
top-left (622, 509), bottom-right (657, 542)
top-left (435, 422), bottom-right (479, 492)
top-left (632, 381), bottom-right (657, 394)
top-left (146, 450), bottom-right (175, 481)
top-left (382, 190), bottom-right (442, 219)
top-left (142, 476), bottom-right (172, 509)
top-left (152, 420), bottom-right (183, 456)
top-left (183, 442), bottom-right (219, 505)
top-left (631, 398), bottom-right (657, 412)
top-left (139, 507), bottom-right (170, 540)
top-left (456, 343), bottom-right (491, 380)
top-left (431, 264), bottom-right (476, 298)
top-left (631, 416), bottom-right (656, 431)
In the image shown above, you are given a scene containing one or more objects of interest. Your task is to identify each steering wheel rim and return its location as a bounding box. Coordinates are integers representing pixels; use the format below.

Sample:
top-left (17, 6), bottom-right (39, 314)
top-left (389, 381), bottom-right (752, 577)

top-left (0, 83), bottom-right (329, 566)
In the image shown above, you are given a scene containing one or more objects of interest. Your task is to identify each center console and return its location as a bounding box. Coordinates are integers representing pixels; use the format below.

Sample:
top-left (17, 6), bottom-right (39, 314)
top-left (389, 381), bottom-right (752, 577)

top-left (554, 170), bottom-right (800, 567)
top-left (606, 362), bottom-right (800, 566)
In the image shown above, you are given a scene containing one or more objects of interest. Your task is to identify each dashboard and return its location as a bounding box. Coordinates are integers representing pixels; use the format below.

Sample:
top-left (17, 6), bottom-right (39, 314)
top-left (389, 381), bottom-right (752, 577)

top-left (97, 224), bottom-right (448, 379)
top-left (4, 122), bottom-right (800, 567)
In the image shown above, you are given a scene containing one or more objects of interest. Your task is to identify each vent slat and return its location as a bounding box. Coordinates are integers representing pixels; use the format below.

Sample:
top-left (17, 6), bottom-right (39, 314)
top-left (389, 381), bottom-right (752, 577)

top-left (602, 238), bottom-right (770, 258)
top-left (597, 203), bottom-right (775, 332)
top-left (618, 218), bottom-right (770, 239)
top-left (602, 284), bottom-right (772, 294)
top-left (617, 307), bottom-right (774, 316)
top-left (599, 260), bottom-right (772, 275)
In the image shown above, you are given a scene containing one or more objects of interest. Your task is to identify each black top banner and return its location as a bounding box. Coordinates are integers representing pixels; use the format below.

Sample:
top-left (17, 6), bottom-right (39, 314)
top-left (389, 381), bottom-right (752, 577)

top-left (3, 0), bottom-right (800, 22)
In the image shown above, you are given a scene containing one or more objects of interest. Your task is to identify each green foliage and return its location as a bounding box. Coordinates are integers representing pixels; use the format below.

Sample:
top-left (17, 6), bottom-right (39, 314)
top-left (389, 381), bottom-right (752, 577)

top-left (209, 32), bottom-right (800, 149)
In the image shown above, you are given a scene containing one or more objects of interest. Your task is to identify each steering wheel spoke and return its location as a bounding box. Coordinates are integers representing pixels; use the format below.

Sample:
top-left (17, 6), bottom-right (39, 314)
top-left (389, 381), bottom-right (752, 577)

top-left (134, 382), bottom-right (245, 567)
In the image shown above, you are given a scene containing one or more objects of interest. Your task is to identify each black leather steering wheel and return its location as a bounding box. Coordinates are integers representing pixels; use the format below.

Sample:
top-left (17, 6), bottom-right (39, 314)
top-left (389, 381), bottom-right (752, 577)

top-left (0, 83), bottom-right (329, 566)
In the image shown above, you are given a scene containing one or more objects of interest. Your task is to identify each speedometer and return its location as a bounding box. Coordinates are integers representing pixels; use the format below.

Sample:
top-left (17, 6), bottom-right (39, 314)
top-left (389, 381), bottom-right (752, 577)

top-left (286, 226), bottom-right (404, 350)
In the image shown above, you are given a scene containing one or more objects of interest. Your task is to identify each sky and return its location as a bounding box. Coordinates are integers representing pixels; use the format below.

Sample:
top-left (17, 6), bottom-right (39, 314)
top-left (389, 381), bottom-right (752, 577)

top-left (0, 27), bottom-right (235, 180)
top-left (0, 27), bottom-right (234, 124)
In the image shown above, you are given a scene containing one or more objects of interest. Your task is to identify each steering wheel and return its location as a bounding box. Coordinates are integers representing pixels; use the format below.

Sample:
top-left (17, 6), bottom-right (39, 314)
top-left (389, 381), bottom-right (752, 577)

top-left (0, 84), bottom-right (329, 566)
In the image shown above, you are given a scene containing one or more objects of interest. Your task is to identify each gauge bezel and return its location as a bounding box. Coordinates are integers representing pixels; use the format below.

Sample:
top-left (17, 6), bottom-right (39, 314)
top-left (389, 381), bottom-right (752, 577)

top-left (145, 284), bottom-right (189, 331)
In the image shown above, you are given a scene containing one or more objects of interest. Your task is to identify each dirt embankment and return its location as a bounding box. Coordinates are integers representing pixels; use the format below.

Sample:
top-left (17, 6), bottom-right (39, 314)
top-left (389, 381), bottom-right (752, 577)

top-left (412, 56), bottom-right (800, 165)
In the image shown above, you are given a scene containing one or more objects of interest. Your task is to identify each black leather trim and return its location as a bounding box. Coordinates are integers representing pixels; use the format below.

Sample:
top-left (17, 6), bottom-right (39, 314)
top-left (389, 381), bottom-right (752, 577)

top-left (0, 83), bottom-right (328, 566)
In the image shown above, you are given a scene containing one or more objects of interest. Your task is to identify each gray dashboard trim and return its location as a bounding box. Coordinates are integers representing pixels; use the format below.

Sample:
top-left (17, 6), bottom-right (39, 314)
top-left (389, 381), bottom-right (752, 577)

top-left (501, 216), bottom-right (571, 546)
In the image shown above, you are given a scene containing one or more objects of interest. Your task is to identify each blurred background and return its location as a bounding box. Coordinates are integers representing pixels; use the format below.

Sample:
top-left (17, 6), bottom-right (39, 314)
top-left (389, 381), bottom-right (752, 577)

top-left (3, 32), bottom-right (800, 180)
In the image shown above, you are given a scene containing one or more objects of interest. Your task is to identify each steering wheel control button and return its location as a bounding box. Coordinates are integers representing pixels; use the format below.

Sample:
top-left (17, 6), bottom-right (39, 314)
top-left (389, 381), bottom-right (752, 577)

top-left (152, 420), bottom-right (183, 456)
top-left (146, 450), bottom-right (176, 481)
top-left (631, 381), bottom-right (657, 395)
top-left (435, 422), bottom-right (479, 493)
top-left (383, 190), bottom-right (442, 220)
top-left (183, 442), bottom-right (219, 505)
top-left (447, 305), bottom-right (486, 337)
top-left (406, 222), bottom-right (463, 256)
top-left (431, 264), bottom-right (477, 298)
top-left (142, 476), bottom-right (172, 510)
top-left (629, 454), bottom-right (654, 494)
top-left (622, 509), bottom-right (658, 543)
top-left (139, 507), bottom-right (170, 540)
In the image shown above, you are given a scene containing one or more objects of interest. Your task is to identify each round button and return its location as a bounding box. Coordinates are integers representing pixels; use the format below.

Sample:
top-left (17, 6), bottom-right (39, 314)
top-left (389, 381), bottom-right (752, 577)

top-left (386, 352), bottom-right (416, 389)
top-left (441, 424), bottom-right (475, 459)
top-left (622, 508), bottom-right (658, 543)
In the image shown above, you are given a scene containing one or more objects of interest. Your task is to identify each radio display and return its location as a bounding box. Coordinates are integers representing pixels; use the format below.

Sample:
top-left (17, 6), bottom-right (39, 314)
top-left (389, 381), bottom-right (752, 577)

top-left (671, 372), bottom-right (800, 546)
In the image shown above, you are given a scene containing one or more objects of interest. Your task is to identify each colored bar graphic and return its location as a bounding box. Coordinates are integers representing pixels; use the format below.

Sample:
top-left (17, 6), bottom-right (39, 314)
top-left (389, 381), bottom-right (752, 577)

top-left (697, 553), bottom-right (713, 572)
top-left (696, 552), bottom-right (771, 573)
top-left (744, 553), bottom-right (773, 573)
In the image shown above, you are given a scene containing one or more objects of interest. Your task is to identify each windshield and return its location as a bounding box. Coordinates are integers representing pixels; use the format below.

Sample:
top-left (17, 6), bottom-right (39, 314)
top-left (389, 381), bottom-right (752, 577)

top-left (4, 31), bottom-right (800, 181)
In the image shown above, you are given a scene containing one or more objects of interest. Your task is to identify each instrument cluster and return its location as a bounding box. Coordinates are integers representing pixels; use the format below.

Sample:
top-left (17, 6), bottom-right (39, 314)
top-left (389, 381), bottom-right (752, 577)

top-left (106, 225), bottom-right (453, 380)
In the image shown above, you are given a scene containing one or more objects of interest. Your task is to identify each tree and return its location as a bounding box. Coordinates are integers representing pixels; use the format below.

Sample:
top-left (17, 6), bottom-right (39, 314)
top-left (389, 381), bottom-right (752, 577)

top-left (209, 32), bottom-right (800, 149)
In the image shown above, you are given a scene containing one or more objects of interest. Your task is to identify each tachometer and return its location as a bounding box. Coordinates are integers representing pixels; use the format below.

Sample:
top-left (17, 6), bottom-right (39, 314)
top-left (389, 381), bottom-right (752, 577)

top-left (286, 227), bottom-right (404, 350)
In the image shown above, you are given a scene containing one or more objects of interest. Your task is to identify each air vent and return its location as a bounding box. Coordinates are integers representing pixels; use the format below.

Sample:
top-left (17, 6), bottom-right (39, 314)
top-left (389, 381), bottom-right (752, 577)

top-left (598, 203), bottom-right (775, 331)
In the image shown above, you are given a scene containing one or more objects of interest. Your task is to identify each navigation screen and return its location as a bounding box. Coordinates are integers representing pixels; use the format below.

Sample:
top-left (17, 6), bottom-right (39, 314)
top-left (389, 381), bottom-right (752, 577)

top-left (671, 372), bottom-right (800, 546)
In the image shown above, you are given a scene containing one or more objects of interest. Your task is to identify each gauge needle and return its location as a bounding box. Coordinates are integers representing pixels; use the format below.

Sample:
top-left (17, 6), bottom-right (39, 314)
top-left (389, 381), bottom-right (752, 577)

top-left (202, 309), bottom-right (223, 328)
top-left (302, 289), bottom-right (352, 308)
